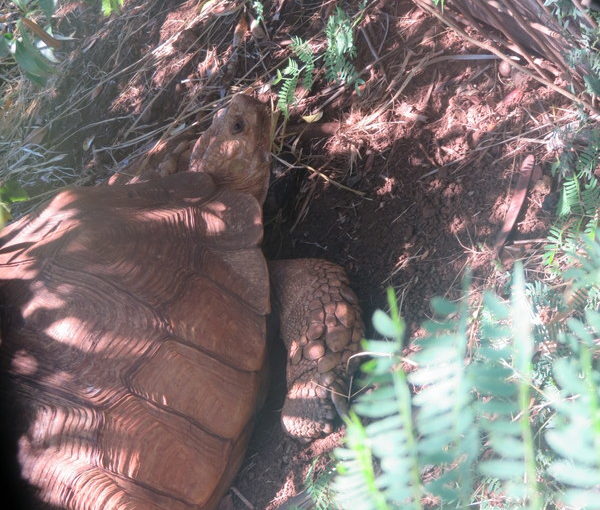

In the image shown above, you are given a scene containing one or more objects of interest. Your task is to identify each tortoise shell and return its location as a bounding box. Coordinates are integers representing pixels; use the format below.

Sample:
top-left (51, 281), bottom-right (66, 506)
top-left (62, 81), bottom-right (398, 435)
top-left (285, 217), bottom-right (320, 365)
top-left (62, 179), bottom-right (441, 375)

top-left (0, 170), bottom-right (270, 509)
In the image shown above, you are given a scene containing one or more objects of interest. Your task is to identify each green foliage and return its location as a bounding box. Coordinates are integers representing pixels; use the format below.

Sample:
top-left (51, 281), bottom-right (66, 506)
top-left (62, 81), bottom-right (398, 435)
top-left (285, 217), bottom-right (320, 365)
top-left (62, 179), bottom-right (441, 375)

top-left (0, 180), bottom-right (28, 225)
top-left (544, 128), bottom-right (600, 270)
top-left (274, 56), bottom-right (301, 119)
top-left (12, 24), bottom-right (54, 85)
top-left (323, 6), bottom-right (364, 91)
top-left (544, 0), bottom-right (600, 99)
top-left (273, 36), bottom-right (317, 118)
top-left (101, 0), bottom-right (123, 16)
top-left (303, 458), bottom-right (340, 510)
top-left (250, 0), bottom-right (264, 24)
top-left (0, 1), bottom-right (122, 84)
top-left (274, 4), bottom-right (364, 118)
top-left (292, 36), bottom-right (316, 91)
top-left (334, 241), bottom-right (600, 509)
top-left (2, 1), bottom-right (57, 84)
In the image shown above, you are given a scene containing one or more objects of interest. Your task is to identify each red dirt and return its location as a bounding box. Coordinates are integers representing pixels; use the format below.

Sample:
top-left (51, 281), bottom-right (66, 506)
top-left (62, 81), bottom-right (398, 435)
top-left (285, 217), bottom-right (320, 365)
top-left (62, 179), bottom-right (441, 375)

top-left (4, 0), bottom-right (565, 508)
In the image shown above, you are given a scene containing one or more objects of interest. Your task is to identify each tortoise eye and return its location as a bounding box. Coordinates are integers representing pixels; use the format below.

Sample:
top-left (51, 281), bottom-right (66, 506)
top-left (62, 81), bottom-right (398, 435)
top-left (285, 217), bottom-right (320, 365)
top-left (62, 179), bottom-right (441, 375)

top-left (231, 118), bottom-right (245, 134)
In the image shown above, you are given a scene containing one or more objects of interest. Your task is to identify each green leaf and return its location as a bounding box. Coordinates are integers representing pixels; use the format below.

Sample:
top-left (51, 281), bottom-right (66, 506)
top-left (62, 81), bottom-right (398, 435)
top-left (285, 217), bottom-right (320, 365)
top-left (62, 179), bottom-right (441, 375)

top-left (483, 291), bottom-right (510, 319)
top-left (354, 398), bottom-right (399, 419)
top-left (102, 0), bottom-right (123, 16)
top-left (0, 36), bottom-right (10, 58)
top-left (0, 181), bottom-right (28, 203)
top-left (38, 0), bottom-right (55, 18)
top-left (430, 296), bottom-right (458, 316)
top-left (549, 460), bottom-right (600, 487)
top-left (488, 435), bottom-right (526, 459)
top-left (567, 317), bottom-right (594, 345)
top-left (14, 39), bottom-right (47, 78)
top-left (416, 411), bottom-right (455, 435)
top-left (480, 419), bottom-right (521, 435)
top-left (563, 489), bottom-right (600, 509)
top-left (546, 430), bottom-right (598, 465)
top-left (372, 309), bottom-right (402, 339)
top-left (479, 459), bottom-right (525, 479)
top-left (12, 0), bottom-right (27, 11)
top-left (13, 24), bottom-right (53, 83)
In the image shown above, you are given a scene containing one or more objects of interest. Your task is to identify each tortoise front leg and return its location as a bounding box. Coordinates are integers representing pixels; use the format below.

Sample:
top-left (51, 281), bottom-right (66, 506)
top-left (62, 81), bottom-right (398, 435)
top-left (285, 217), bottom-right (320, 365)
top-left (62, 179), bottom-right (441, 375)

top-left (269, 259), bottom-right (363, 440)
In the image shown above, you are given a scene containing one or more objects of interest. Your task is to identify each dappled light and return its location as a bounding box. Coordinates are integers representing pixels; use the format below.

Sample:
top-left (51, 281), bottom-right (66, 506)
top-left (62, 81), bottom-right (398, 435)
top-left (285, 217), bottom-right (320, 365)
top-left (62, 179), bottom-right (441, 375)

top-left (0, 0), bottom-right (596, 508)
top-left (0, 170), bottom-right (270, 508)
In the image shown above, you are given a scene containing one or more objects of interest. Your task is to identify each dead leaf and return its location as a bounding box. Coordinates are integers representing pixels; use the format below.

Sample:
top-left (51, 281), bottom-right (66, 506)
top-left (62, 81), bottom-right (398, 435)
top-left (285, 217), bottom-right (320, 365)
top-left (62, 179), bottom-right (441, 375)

top-left (91, 84), bottom-right (104, 100)
top-left (232, 14), bottom-right (248, 48)
top-left (21, 18), bottom-right (62, 49)
top-left (494, 154), bottom-right (535, 252)
top-left (83, 136), bottom-right (95, 151)
top-left (24, 125), bottom-right (47, 145)
top-left (302, 111), bottom-right (323, 123)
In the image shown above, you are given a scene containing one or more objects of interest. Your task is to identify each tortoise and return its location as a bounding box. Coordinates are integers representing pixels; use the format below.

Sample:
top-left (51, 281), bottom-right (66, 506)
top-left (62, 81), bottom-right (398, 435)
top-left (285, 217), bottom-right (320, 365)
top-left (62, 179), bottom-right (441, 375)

top-left (0, 94), bottom-right (363, 509)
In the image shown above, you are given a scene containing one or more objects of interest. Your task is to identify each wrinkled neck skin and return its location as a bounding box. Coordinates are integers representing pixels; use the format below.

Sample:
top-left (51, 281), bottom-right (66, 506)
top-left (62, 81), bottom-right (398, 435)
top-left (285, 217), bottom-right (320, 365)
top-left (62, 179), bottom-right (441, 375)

top-left (190, 135), bottom-right (271, 205)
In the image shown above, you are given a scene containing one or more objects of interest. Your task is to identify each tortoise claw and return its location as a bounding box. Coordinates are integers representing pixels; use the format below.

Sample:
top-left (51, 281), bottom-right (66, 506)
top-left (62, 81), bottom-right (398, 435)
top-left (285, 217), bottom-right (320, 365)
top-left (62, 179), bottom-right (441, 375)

top-left (330, 381), bottom-right (350, 419)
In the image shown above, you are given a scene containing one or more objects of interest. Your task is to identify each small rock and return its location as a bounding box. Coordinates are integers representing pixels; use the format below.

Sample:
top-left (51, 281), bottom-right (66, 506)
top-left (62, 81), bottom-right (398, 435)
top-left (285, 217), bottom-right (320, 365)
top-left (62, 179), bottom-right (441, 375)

top-left (498, 60), bottom-right (512, 77)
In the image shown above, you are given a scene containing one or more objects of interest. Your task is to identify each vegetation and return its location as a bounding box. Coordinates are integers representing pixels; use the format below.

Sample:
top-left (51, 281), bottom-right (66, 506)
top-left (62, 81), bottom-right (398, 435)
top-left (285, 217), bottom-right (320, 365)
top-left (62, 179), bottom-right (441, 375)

top-left (274, 3), bottom-right (365, 118)
top-left (274, 36), bottom-right (316, 118)
top-left (321, 3), bottom-right (600, 508)
top-left (332, 241), bottom-right (600, 509)
top-left (0, 0), bottom-right (122, 85)
top-left (545, 128), bottom-right (600, 270)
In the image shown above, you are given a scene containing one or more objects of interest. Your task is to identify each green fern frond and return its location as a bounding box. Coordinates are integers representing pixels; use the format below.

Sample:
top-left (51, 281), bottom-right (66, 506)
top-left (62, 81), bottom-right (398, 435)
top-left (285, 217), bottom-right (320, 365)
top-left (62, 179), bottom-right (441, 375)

top-left (410, 287), bottom-right (478, 505)
top-left (335, 290), bottom-right (422, 510)
top-left (333, 241), bottom-right (600, 509)
top-left (304, 458), bottom-right (339, 510)
top-left (546, 309), bottom-right (600, 508)
top-left (335, 411), bottom-right (390, 510)
top-left (275, 58), bottom-right (300, 118)
top-left (291, 36), bottom-right (315, 91)
top-left (324, 6), bottom-right (363, 90)
top-left (545, 127), bottom-right (600, 271)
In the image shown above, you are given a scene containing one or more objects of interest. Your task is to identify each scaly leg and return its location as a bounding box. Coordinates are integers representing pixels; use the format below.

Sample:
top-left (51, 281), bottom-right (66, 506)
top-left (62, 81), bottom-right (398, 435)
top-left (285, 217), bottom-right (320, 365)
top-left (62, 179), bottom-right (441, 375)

top-left (269, 259), bottom-right (363, 440)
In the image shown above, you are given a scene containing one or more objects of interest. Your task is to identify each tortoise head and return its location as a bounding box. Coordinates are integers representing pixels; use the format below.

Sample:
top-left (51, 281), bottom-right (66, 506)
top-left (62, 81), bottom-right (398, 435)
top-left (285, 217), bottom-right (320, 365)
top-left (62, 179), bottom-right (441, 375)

top-left (189, 94), bottom-right (272, 204)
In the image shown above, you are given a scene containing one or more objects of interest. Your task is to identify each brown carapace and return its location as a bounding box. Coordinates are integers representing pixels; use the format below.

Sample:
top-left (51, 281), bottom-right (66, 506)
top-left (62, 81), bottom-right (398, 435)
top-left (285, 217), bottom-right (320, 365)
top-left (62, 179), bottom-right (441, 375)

top-left (0, 95), bottom-right (363, 509)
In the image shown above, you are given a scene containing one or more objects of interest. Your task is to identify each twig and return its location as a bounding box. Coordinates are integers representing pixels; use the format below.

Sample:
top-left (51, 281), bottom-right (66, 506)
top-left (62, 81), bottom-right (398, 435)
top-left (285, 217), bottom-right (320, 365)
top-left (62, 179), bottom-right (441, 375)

top-left (231, 487), bottom-right (254, 510)
top-left (272, 154), bottom-right (367, 197)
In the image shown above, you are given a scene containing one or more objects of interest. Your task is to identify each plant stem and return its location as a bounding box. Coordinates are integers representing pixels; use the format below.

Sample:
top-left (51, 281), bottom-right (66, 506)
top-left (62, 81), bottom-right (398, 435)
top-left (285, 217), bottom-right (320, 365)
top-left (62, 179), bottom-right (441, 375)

top-left (393, 369), bottom-right (423, 510)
